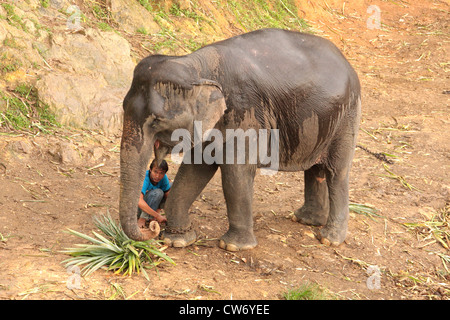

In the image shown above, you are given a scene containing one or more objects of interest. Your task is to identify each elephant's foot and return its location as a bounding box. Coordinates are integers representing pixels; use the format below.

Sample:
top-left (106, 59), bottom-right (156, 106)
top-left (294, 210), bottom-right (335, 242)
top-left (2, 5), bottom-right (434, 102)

top-left (162, 229), bottom-right (197, 248)
top-left (317, 225), bottom-right (346, 246)
top-left (219, 229), bottom-right (257, 252)
top-left (292, 206), bottom-right (328, 226)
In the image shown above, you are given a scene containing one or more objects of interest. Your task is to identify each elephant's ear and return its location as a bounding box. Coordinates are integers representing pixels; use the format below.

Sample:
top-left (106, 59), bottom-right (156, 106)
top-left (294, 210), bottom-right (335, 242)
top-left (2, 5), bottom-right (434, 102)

top-left (191, 79), bottom-right (226, 132)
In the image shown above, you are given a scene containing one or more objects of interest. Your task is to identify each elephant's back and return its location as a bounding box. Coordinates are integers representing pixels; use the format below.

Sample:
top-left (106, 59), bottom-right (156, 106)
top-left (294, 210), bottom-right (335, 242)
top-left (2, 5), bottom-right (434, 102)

top-left (210, 28), bottom-right (354, 77)
top-left (205, 29), bottom-right (359, 104)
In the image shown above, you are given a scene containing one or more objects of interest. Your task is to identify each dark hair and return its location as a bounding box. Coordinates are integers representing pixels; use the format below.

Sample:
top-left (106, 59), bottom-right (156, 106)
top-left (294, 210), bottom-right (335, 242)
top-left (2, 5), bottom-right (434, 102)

top-left (150, 159), bottom-right (168, 173)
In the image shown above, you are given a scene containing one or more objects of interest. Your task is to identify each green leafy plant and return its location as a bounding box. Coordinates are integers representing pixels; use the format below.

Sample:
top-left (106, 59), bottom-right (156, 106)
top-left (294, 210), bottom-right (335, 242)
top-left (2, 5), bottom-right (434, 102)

top-left (62, 214), bottom-right (175, 280)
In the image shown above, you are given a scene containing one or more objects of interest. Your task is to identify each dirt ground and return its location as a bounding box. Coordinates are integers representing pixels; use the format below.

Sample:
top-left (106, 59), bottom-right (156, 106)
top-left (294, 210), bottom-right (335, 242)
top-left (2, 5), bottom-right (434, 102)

top-left (0, 0), bottom-right (449, 300)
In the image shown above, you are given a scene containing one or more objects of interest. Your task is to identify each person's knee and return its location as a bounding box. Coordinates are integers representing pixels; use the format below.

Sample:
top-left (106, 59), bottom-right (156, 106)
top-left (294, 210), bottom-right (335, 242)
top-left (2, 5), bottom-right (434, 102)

top-left (144, 189), bottom-right (164, 209)
top-left (149, 188), bottom-right (164, 199)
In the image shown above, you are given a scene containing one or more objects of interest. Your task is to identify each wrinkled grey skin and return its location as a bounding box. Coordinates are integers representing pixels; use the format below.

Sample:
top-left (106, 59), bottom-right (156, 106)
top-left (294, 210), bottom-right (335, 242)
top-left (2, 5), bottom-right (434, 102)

top-left (119, 28), bottom-right (361, 250)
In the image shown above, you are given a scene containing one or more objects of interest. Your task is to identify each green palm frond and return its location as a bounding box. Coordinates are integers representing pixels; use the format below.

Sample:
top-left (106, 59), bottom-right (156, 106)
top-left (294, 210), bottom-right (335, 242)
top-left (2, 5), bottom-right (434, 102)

top-left (61, 212), bottom-right (175, 280)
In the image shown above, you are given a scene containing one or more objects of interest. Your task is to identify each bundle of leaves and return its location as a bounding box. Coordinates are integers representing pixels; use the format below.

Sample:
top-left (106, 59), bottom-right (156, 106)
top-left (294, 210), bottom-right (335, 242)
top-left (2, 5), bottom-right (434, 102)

top-left (62, 214), bottom-right (175, 280)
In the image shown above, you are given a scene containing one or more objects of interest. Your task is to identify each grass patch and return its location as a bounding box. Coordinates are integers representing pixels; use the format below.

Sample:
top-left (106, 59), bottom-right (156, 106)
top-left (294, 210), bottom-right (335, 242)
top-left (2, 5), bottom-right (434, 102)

top-left (62, 213), bottom-right (175, 280)
top-left (137, 0), bottom-right (310, 55)
top-left (0, 53), bottom-right (22, 73)
top-left (0, 84), bottom-right (60, 133)
top-left (225, 0), bottom-right (309, 32)
top-left (1, 2), bottom-right (28, 32)
top-left (283, 282), bottom-right (331, 300)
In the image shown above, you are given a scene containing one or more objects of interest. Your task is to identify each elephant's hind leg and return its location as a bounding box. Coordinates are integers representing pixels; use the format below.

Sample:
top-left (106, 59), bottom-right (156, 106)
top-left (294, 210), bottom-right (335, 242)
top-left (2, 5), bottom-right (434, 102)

top-left (318, 123), bottom-right (358, 246)
top-left (293, 164), bottom-right (329, 226)
top-left (219, 164), bottom-right (258, 251)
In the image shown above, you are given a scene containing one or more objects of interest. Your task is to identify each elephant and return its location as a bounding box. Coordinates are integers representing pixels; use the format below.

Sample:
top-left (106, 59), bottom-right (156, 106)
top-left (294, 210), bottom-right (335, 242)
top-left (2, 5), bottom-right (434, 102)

top-left (119, 28), bottom-right (361, 251)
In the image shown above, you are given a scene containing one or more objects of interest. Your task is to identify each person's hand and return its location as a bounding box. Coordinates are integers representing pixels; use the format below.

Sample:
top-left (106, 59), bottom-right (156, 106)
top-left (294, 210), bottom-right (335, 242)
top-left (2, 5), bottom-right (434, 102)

top-left (156, 214), bottom-right (167, 224)
top-left (155, 210), bottom-right (167, 224)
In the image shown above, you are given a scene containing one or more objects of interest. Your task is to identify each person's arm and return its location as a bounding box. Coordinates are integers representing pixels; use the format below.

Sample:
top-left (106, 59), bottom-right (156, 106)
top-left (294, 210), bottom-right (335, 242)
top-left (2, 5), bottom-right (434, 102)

top-left (138, 193), bottom-right (167, 224)
top-left (162, 175), bottom-right (171, 199)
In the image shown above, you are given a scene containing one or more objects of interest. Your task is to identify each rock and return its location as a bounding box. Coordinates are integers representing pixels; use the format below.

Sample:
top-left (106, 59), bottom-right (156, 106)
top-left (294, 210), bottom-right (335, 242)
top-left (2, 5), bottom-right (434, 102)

top-left (4, 69), bottom-right (27, 85)
top-left (43, 28), bottom-right (134, 86)
top-left (0, 18), bottom-right (43, 74)
top-left (11, 140), bottom-right (33, 154)
top-left (177, 0), bottom-right (191, 10)
top-left (48, 141), bottom-right (82, 166)
top-left (0, 96), bottom-right (6, 113)
top-left (60, 142), bottom-right (81, 165)
top-left (23, 19), bottom-right (37, 34)
top-left (87, 147), bottom-right (104, 162)
top-left (37, 72), bottom-right (124, 133)
top-left (303, 230), bottom-right (316, 239)
top-left (48, 0), bottom-right (72, 10)
top-left (36, 28), bottom-right (135, 134)
top-left (110, 0), bottom-right (160, 35)
top-left (0, 21), bottom-right (7, 44)
top-left (23, 0), bottom-right (41, 10)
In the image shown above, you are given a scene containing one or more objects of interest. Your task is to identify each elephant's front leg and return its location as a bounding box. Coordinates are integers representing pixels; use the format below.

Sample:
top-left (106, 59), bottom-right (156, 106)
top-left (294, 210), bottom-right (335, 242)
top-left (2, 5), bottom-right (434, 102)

top-left (219, 164), bottom-right (258, 251)
top-left (163, 161), bottom-right (218, 247)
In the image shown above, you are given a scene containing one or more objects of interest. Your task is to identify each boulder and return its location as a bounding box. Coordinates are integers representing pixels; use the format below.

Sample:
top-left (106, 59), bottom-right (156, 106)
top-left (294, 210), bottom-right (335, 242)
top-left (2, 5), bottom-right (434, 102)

top-left (36, 28), bottom-right (135, 134)
top-left (110, 0), bottom-right (160, 35)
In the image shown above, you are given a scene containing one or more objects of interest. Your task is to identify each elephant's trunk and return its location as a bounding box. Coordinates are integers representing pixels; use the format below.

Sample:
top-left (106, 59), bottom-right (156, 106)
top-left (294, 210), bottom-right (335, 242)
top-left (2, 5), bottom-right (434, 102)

top-left (119, 120), bottom-right (159, 241)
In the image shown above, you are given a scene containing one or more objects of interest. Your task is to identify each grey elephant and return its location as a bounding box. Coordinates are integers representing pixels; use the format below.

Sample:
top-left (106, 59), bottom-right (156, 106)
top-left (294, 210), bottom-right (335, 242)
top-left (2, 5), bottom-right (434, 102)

top-left (119, 28), bottom-right (361, 251)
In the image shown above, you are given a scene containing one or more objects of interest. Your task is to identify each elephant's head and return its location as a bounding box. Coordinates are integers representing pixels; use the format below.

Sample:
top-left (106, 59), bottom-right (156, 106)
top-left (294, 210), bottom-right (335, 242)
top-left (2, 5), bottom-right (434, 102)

top-left (119, 55), bottom-right (226, 241)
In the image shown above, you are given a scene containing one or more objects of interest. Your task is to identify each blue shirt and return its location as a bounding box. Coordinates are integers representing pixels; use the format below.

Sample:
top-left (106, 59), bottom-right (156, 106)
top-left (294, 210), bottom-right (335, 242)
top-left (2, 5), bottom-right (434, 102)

top-left (141, 170), bottom-right (171, 195)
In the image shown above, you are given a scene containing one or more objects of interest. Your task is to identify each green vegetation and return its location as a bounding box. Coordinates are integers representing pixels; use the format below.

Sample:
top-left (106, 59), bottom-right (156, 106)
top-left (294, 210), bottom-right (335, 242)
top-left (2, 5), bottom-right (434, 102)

top-left (40, 0), bottom-right (50, 9)
top-left (62, 214), bottom-right (175, 280)
top-left (0, 52), bottom-right (22, 73)
top-left (349, 202), bottom-right (384, 221)
top-left (226, 0), bottom-right (309, 31)
top-left (0, 84), bottom-right (60, 133)
top-left (1, 2), bottom-right (28, 32)
top-left (283, 282), bottom-right (332, 300)
top-left (137, 0), bottom-right (310, 54)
